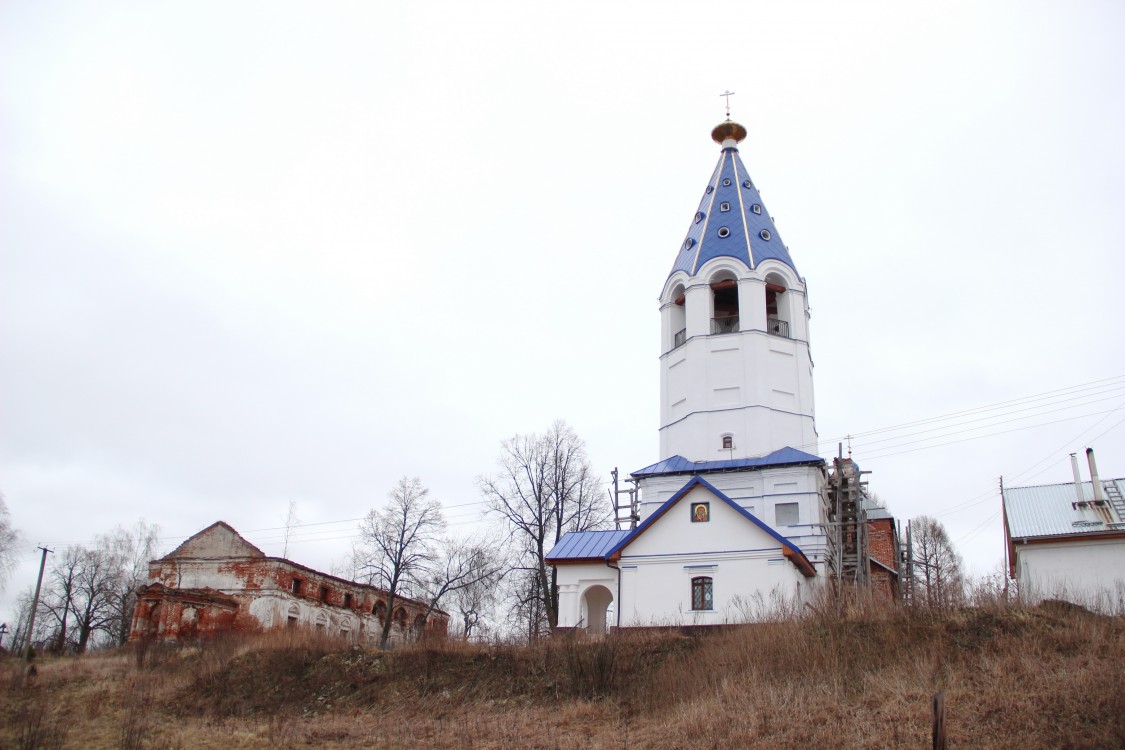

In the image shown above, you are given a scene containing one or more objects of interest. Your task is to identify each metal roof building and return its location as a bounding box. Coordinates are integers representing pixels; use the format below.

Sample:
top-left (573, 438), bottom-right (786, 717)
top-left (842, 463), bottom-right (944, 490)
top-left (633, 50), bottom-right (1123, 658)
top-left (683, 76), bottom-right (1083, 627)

top-left (1002, 464), bottom-right (1125, 611)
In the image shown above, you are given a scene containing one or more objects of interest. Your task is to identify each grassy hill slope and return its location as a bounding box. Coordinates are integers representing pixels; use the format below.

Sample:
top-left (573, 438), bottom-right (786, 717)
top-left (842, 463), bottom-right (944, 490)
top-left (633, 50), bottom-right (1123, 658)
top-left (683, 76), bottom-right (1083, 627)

top-left (4, 602), bottom-right (1124, 749)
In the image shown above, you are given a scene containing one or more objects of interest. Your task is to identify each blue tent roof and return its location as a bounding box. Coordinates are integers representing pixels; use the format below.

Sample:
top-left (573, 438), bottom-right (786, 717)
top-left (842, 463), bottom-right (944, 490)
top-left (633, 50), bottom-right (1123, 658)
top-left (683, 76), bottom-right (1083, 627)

top-left (631, 446), bottom-right (824, 479)
top-left (668, 142), bottom-right (796, 278)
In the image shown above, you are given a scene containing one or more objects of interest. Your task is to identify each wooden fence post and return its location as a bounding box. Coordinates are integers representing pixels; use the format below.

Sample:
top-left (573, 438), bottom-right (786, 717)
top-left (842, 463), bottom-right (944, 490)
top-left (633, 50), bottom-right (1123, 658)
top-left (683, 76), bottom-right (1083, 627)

top-left (932, 690), bottom-right (946, 750)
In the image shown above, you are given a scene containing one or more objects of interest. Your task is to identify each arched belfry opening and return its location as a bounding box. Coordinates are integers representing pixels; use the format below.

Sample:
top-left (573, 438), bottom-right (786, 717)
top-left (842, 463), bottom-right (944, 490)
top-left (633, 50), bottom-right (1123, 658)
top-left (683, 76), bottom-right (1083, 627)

top-left (765, 272), bottom-right (790, 338)
top-left (580, 585), bottom-right (614, 635)
top-left (710, 273), bottom-right (739, 334)
top-left (670, 283), bottom-right (687, 349)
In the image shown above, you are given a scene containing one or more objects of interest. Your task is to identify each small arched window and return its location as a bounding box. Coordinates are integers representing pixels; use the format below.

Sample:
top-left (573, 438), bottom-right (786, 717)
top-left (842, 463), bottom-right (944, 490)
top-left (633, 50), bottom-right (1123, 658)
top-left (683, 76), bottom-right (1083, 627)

top-left (722, 435), bottom-right (733, 450)
top-left (691, 577), bottom-right (713, 611)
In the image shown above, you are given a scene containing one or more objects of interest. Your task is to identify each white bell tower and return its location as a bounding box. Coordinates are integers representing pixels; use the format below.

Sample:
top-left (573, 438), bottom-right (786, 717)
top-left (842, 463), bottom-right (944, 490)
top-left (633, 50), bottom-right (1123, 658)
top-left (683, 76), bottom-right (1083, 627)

top-left (658, 120), bottom-right (817, 462)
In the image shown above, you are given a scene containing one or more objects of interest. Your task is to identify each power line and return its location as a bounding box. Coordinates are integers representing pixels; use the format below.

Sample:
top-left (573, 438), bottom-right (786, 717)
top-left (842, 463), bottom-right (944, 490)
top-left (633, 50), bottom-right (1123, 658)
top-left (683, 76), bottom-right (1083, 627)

top-left (815, 374), bottom-right (1125, 451)
top-left (849, 390), bottom-right (1125, 451)
top-left (860, 408), bottom-right (1122, 462)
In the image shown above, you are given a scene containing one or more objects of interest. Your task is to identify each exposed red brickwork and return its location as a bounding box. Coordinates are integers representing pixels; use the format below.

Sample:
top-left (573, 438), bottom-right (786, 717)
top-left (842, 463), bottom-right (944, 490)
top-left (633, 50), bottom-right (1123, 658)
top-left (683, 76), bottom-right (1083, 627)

top-left (866, 517), bottom-right (901, 601)
top-left (130, 522), bottom-right (448, 644)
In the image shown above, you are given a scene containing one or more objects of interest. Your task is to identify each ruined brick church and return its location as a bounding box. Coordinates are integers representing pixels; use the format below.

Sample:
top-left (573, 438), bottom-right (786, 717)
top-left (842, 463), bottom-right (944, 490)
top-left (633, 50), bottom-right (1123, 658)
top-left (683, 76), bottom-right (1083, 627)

top-left (129, 521), bottom-right (446, 642)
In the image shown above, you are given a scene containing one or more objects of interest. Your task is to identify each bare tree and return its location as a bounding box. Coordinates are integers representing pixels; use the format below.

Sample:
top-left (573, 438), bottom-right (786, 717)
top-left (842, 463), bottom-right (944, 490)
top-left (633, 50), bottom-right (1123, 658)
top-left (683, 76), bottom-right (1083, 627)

top-left (42, 546), bottom-right (81, 652)
top-left (7, 586), bottom-right (51, 654)
top-left (68, 547), bottom-right (119, 653)
top-left (503, 567), bottom-right (548, 642)
top-left (100, 520), bottom-right (161, 645)
top-left (282, 499), bottom-right (300, 559)
top-left (36, 521), bottom-right (160, 652)
top-left (479, 421), bottom-right (609, 634)
top-left (449, 565), bottom-right (499, 640)
top-left (0, 493), bottom-right (21, 589)
top-left (41, 545), bottom-right (120, 653)
top-left (353, 477), bottom-right (445, 648)
top-left (417, 534), bottom-right (506, 635)
top-left (909, 515), bottom-right (964, 611)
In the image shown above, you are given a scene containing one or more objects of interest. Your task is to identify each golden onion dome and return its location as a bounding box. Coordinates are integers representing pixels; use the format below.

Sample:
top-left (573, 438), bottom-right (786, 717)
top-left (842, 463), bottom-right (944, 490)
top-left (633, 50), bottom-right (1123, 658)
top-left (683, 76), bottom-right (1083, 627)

top-left (710, 119), bottom-right (747, 146)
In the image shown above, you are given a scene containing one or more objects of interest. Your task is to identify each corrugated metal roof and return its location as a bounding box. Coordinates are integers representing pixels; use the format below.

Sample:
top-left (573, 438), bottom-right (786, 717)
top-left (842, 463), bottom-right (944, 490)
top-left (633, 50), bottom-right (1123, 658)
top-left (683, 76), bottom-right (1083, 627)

top-left (1003, 478), bottom-right (1125, 539)
top-left (631, 446), bottom-right (823, 479)
top-left (546, 530), bottom-right (630, 561)
top-left (668, 144), bottom-right (796, 279)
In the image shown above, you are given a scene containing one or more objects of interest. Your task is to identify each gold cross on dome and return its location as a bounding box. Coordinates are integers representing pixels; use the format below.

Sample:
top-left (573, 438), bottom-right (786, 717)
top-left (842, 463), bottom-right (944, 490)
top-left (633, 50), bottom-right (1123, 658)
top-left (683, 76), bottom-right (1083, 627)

top-left (720, 90), bottom-right (735, 118)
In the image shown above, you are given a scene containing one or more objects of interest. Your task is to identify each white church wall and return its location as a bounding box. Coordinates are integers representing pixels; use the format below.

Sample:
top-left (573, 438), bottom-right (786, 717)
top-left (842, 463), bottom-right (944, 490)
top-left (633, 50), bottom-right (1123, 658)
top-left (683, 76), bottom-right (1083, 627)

top-left (636, 468), bottom-right (829, 571)
top-left (620, 552), bottom-right (806, 625)
top-left (659, 329), bottom-right (816, 461)
top-left (553, 485), bottom-right (814, 630)
top-left (620, 484), bottom-right (809, 624)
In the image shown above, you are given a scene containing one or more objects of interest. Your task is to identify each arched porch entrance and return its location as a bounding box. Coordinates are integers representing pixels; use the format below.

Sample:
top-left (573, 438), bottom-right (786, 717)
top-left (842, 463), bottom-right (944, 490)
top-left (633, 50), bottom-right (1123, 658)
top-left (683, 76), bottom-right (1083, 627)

top-left (580, 585), bottom-right (614, 635)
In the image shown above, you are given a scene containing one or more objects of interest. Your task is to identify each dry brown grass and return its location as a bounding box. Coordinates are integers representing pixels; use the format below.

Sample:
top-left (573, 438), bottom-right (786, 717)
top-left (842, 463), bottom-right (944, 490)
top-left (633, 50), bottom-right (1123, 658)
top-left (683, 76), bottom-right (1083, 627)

top-left (2, 602), bottom-right (1123, 749)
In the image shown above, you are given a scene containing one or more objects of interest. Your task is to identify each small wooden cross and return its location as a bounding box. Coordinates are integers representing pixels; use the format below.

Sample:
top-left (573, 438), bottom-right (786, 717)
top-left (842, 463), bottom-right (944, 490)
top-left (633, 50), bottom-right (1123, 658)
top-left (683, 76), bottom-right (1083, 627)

top-left (720, 90), bottom-right (735, 118)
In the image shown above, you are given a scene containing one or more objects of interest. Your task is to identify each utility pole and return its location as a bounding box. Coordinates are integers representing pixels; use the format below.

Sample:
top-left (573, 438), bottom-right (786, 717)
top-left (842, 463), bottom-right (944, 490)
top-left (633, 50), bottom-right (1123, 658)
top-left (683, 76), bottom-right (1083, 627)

top-left (23, 545), bottom-right (52, 665)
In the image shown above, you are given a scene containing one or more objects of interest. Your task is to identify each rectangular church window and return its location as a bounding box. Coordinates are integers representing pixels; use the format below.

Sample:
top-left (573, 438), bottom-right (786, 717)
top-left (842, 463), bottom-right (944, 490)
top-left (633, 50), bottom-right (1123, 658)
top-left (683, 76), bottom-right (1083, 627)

top-left (775, 502), bottom-right (799, 526)
top-left (691, 576), bottom-right (713, 610)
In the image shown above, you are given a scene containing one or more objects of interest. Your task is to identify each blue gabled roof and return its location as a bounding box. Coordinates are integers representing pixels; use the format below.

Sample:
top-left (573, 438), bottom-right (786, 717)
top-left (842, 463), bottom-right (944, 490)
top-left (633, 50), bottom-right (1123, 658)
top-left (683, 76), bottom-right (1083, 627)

top-left (546, 530), bottom-right (630, 561)
top-left (668, 131), bottom-right (797, 278)
top-left (631, 446), bottom-right (824, 479)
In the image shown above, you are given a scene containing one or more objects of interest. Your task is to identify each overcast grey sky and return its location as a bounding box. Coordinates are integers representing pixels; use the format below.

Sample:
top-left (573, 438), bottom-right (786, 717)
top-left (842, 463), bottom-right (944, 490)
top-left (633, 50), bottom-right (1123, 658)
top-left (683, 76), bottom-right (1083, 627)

top-left (3, 1), bottom-right (1124, 623)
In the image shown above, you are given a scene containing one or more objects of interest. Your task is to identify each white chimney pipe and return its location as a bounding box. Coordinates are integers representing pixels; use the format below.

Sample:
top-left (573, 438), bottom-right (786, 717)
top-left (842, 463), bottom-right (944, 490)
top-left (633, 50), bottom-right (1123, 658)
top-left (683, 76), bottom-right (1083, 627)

top-left (1087, 448), bottom-right (1108, 503)
top-left (1071, 453), bottom-right (1086, 503)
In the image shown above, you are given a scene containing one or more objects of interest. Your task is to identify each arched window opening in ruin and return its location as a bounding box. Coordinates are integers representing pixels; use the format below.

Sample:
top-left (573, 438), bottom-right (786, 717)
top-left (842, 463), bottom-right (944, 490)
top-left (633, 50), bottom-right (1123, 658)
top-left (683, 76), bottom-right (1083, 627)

top-left (394, 607), bottom-right (408, 629)
top-left (710, 274), bottom-right (739, 334)
top-left (147, 603), bottom-right (162, 638)
top-left (670, 283), bottom-right (687, 350)
top-left (580, 585), bottom-right (614, 635)
top-left (764, 273), bottom-right (790, 338)
top-left (373, 600), bottom-right (387, 623)
top-left (341, 618), bottom-right (352, 638)
top-left (412, 613), bottom-right (427, 638)
top-left (315, 612), bottom-right (328, 631)
top-left (287, 603), bottom-right (300, 628)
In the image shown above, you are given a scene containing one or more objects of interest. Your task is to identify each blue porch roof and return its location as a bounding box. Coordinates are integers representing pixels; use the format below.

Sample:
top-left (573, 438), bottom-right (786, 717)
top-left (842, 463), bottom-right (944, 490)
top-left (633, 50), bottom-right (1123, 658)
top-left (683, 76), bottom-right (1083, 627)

top-left (546, 530), bottom-right (630, 561)
top-left (631, 446), bottom-right (824, 479)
